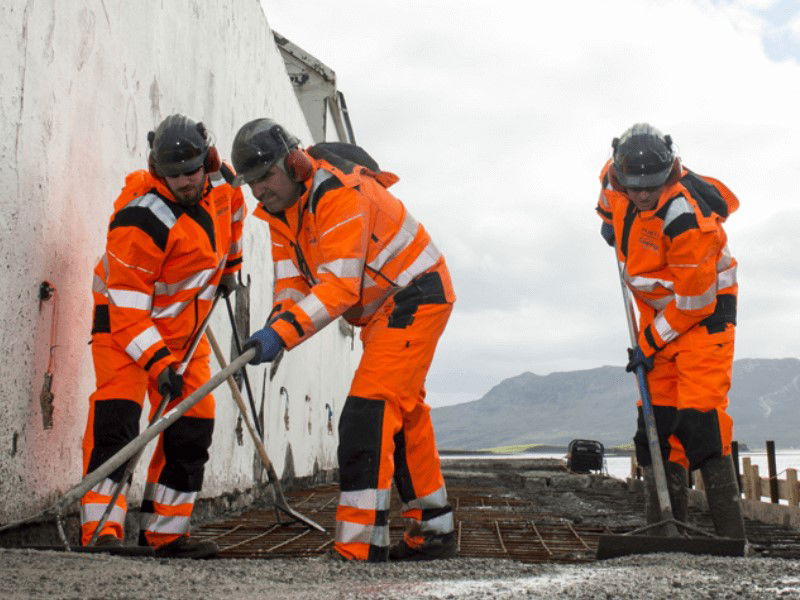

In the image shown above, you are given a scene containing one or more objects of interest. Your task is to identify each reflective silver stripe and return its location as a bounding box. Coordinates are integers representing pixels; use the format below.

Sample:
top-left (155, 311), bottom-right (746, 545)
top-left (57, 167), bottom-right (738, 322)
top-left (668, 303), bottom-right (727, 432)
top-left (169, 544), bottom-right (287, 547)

top-left (149, 483), bottom-right (197, 507)
top-left (140, 514), bottom-right (191, 535)
top-left (420, 511), bottom-right (454, 535)
top-left (661, 195), bottom-right (693, 231)
top-left (107, 248), bottom-right (156, 275)
top-left (653, 313), bottom-right (678, 344)
top-left (368, 212), bottom-right (419, 272)
top-left (296, 293), bottom-right (330, 331)
top-left (142, 482), bottom-right (157, 502)
top-left (154, 268), bottom-right (216, 297)
top-left (107, 288), bottom-right (152, 311)
top-left (321, 213), bottom-right (364, 239)
top-left (310, 168), bottom-right (335, 203)
top-left (228, 239), bottom-right (243, 254)
top-left (676, 282), bottom-right (717, 311)
top-left (125, 326), bottom-right (162, 361)
top-left (152, 300), bottom-right (191, 320)
top-left (717, 245), bottom-right (733, 271)
top-left (339, 488), bottom-right (391, 511)
top-left (80, 503), bottom-right (127, 526)
top-left (641, 295), bottom-right (673, 312)
top-left (362, 273), bottom-right (379, 290)
top-left (275, 260), bottom-right (301, 280)
top-left (92, 274), bottom-right (108, 296)
top-left (718, 264), bottom-right (737, 290)
top-left (318, 258), bottom-right (363, 279)
top-left (90, 477), bottom-right (121, 497)
top-left (274, 288), bottom-right (306, 304)
top-left (127, 193), bottom-right (177, 230)
top-left (335, 521), bottom-right (390, 548)
top-left (232, 206), bottom-right (244, 223)
top-left (395, 242), bottom-right (441, 288)
top-left (625, 273), bottom-right (674, 293)
top-left (401, 485), bottom-right (449, 511)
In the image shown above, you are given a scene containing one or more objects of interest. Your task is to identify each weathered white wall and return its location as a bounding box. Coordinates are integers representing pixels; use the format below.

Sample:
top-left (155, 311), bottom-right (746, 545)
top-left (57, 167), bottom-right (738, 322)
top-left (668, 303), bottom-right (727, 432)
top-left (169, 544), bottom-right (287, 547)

top-left (0, 0), bottom-right (358, 523)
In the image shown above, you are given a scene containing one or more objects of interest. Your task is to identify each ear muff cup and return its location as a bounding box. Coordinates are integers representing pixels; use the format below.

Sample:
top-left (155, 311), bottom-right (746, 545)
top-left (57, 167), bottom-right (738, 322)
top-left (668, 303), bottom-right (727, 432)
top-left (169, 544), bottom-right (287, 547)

top-left (148, 152), bottom-right (160, 178)
top-left (204, 146), bottom-right (221, 173)
top-left (284, 148), bottom-right (313, 182)
top-left (608, 164), bottom-right (625, 192)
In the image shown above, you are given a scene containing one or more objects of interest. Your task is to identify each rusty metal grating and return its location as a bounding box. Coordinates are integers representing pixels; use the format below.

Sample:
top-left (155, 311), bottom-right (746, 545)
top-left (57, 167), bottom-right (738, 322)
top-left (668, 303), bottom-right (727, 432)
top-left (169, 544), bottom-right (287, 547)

top-left (195, 484), bottom-right (603, 563)
top-left (194, 482), bottom-right (800, 563)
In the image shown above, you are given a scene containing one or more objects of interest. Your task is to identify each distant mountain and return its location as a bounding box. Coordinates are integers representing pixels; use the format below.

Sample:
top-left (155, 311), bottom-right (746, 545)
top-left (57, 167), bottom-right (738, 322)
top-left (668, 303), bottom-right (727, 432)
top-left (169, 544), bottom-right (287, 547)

top-left (431, 358), bottom-right (800, 450)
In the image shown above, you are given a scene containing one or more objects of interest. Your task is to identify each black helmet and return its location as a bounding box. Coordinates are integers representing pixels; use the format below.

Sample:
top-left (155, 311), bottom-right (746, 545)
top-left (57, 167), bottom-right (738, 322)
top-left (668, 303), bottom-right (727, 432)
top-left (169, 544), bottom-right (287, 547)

top-left (611, 123), bottom-right (676, 189)
top-left (148, 114), bottom-right (211, 178)
top-left (231, 118), bottom-right (300, 187)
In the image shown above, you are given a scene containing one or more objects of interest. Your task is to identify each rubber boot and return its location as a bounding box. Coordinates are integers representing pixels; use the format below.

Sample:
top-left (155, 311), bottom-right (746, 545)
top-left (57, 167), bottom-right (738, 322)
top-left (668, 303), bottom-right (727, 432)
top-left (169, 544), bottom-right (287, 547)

top-left (700, 454), bottom-right (746, 539)
top-left (642, 466), bottom-right (669, 536)
top-left (665, 462), bottom-right (688, 524)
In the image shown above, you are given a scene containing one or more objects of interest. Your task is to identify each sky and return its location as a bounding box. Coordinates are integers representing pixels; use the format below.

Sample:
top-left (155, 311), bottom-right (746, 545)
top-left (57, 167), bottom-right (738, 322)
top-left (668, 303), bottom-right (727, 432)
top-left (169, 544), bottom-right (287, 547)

top-left (261, 0), bottom-right (800, 408)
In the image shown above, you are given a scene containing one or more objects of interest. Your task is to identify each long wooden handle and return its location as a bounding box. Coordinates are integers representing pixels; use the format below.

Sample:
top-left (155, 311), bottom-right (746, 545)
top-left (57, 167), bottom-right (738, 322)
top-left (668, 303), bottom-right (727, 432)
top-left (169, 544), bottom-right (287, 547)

top-left (206, 327), bottom-right (275, 473)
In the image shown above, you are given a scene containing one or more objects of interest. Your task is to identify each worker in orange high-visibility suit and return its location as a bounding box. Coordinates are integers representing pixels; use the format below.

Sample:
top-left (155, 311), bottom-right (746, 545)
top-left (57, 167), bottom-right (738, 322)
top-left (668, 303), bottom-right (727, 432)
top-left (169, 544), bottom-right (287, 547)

top-left (230, 119), bottom-right (456, 562)
top-left (80, 114), bottom-right (246, 558)
top-left (596, 123), bottom-right (744, 539)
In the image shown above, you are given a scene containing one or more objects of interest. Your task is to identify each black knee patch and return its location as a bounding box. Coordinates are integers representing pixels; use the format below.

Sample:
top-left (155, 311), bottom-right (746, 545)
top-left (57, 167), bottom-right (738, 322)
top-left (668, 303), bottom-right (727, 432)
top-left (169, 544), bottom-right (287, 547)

top-left (633, 405), bottom-right (677, 467)
top-left (337, 396), bottom-right (385, 491)
top-left (673, 408), bottom-right (723, 469)
top-left (159, 416), bottom-right (214, 492)
top-left (88, 399), bottom-right (141, 481)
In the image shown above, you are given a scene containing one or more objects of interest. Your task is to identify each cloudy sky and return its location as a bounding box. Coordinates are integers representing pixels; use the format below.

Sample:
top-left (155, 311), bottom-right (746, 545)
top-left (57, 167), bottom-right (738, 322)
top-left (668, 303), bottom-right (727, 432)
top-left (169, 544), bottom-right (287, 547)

top-left (262, 0), bottom-right (800, 408)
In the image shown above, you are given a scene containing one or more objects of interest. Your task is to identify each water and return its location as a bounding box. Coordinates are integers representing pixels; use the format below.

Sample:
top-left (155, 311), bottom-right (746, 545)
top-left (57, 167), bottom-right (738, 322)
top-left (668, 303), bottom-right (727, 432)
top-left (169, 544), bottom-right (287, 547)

top-left (442, 451), bottom-right (800, 483)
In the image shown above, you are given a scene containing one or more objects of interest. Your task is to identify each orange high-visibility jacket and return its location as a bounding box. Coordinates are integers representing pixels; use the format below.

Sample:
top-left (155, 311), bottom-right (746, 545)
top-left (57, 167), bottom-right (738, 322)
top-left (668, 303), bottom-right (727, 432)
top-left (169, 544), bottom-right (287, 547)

top-left (255, 151), bottom-right (454, 349)
top-left (596, 160), bottom-right (739, 356)
top-left (92, 169), bottom-right (245, 378)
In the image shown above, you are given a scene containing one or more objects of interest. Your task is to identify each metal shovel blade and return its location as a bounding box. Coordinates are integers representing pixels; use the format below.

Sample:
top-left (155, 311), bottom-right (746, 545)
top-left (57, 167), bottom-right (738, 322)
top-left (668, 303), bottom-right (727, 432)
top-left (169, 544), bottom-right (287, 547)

top-left (596, 533), bottom-right (746, 559)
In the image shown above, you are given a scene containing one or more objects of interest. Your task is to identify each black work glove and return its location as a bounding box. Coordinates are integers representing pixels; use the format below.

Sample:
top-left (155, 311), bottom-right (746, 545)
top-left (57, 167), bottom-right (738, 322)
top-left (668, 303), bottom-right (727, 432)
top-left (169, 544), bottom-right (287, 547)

top-left (218, 273), bottom-right (240, 298)
top-left (600, 222), bottom-right (615, 247)
top-left (157, 365), bottom-right (184, 399)
top-left (625, 346), bottom-right (654, 373)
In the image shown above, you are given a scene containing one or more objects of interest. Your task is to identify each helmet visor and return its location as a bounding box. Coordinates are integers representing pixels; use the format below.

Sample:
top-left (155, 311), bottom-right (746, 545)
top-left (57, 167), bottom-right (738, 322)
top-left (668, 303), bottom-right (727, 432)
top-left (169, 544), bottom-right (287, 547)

top-left (615, 163), bottom-right (672, 189)
top-left (155, 140), bottom-right (207, 177)
top-left (231, 145), bottom-right (282, 188)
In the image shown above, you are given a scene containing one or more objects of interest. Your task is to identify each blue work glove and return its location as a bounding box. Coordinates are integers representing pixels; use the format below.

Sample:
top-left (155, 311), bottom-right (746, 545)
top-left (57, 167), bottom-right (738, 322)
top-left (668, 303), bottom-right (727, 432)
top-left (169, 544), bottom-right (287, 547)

top-left (244, 326), bottom-right (285, 365)
top-left (625, 346), bottom-right (654, 373)
top-left (600, 222), bottom-right (615, 247)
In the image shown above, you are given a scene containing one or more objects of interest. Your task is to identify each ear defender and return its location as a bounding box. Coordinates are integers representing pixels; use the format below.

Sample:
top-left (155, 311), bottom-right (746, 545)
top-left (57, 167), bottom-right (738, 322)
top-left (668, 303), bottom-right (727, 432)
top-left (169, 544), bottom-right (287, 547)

top-left (284, 148), bottom-right (313, 182)
top-left (204, 146), bottom-right (221, 173)
top-left (148, 152), bottom-right (160, 178)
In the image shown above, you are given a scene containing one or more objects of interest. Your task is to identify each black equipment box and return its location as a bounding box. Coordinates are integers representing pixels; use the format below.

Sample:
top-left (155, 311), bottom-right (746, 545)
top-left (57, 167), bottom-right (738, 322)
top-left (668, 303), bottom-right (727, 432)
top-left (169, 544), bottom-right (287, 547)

top-left (567, 439), bottom-right (604, 473)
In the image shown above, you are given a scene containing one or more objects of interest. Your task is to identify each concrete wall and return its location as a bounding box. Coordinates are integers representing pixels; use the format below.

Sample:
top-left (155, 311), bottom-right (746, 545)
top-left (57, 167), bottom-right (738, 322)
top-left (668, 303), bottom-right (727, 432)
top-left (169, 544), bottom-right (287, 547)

top-left (0, 0), bottom-right (358, 524)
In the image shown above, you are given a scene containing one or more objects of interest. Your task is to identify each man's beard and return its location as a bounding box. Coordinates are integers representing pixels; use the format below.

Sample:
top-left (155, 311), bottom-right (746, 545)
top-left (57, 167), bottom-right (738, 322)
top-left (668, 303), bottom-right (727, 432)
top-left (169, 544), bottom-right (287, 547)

top-left (174, 184), bottom-right (203, 206)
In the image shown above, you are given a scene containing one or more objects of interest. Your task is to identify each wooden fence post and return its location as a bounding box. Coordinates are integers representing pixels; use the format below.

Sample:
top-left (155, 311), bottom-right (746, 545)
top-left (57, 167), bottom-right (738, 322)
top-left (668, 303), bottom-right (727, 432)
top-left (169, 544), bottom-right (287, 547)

top-left (767, 441), bottom-right (780, 504)
top-left (742, 457), bottom-right (752, 500)
top-left (787, 469), bottom-right (799, 508)
top-left (751, 464), bottom-right (761, 502)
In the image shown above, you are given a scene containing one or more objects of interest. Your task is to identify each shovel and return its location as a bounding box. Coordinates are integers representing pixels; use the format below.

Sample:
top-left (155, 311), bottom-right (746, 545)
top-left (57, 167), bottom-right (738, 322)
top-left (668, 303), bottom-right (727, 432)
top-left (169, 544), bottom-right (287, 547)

top-left (0, 351), bottom-right (254, 551)
top-left (595, 259), bottom-right (745, 559)
top-left (85, 294), bottom-right (222, 547)
top-left (206, 327), bottom-right (325, 532)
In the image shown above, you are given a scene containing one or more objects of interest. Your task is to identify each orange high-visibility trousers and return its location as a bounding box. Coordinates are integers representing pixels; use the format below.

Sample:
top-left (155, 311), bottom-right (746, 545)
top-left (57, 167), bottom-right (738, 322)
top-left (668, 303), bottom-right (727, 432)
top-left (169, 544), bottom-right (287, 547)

top-left (634, 323), bottom-right (735, 472)
top-left (334, 272), bottom-right (454, 561)
top-left (80, 335), bottom-right (214, 547)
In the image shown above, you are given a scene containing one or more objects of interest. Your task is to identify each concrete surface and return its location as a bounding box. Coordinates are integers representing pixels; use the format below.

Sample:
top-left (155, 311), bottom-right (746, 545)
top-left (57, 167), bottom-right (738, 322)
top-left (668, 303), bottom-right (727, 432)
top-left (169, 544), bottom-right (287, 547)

top-left (1, 549), bottom-right (798, 599)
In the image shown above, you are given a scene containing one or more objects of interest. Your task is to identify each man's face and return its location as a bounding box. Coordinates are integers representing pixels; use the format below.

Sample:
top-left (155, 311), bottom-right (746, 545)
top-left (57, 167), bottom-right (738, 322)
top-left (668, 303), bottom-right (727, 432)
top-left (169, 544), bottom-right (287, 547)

top-left (164, 166), bottom-right (206, 206)
top-left (625, 185), bottom-right (664, 212)
top-left (249, 165), bottom-right (300, 213)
